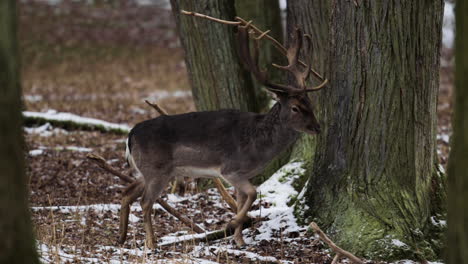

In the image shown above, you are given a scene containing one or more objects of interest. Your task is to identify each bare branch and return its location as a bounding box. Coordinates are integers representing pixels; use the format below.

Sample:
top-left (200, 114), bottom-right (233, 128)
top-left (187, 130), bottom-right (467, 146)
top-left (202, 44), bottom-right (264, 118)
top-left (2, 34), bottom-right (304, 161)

top-left (309, 222), bottom-right (364, 264)
top-left (181, 10), bottom-right (241, 25)
top-left (180, 10), bottom-right (327, 83)
top-left (158, 198), bottom-right (205, 234)
top-left (144, 100), bottom-right (168, 115)
top-left (87, 153), bottom-right (134, 183)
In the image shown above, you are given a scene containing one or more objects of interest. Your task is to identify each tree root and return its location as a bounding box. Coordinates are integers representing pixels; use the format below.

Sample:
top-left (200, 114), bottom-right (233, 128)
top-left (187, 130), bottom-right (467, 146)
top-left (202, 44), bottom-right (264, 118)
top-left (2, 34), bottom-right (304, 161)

top-left (309, 222), bottom-right (364, 264)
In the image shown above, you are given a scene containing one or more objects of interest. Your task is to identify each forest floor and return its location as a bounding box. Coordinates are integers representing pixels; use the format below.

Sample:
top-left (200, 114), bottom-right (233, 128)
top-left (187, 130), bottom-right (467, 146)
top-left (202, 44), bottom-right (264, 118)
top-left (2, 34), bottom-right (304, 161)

top-left (21, 1), bottom-right (453, 263)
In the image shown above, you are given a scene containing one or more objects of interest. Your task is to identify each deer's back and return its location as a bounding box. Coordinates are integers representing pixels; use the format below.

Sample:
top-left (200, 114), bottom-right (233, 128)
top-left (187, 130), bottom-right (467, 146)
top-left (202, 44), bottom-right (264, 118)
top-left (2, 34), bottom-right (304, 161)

top-left (128, 109), bottom-right (262, 173)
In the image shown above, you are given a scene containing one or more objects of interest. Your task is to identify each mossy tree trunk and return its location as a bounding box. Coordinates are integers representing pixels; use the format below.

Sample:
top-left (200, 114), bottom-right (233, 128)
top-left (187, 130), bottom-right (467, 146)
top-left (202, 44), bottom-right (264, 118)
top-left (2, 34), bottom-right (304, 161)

top-left (0, 0), bottom-right (40, 263)
top-left (447, 1), bottom-right (468, 263)
top-left (294, 0), bottom-right (445, 261)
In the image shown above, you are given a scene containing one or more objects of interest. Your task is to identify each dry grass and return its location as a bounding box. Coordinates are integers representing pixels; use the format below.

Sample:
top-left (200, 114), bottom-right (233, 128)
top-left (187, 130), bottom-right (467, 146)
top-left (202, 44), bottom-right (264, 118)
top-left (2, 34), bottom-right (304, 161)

top-left (20, 0), bottom-right (194, 125)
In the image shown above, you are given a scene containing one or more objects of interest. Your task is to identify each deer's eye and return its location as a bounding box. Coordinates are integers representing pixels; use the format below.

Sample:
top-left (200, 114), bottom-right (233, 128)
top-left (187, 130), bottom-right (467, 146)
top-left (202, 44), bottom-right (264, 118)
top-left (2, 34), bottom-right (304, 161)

top-left (291, 106), bottom-right (300, 113)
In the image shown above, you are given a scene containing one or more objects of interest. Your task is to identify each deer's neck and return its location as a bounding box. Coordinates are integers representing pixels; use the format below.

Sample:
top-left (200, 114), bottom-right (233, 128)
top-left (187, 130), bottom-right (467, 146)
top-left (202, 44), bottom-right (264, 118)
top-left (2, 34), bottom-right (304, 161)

top-left (249, 102), bottom-right (299, 157)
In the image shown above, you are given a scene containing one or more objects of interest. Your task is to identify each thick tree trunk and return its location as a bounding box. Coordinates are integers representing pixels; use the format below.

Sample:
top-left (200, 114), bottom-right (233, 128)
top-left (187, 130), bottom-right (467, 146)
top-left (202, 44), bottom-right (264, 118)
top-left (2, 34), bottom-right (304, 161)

top-left (0, 1), bottom-right (40, 263)
top-left (170, 0), bottom-right (257, 112)
top-left (447, 2), bottom-right (468, 263)
top-left (294, 0), bottom-right (445, 260)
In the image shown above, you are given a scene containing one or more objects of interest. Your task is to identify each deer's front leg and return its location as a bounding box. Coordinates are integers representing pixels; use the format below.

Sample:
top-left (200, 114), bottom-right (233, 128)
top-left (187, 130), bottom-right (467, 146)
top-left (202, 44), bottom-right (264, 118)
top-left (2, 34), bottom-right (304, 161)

top-left (233, 190), bottom-right (248, 246)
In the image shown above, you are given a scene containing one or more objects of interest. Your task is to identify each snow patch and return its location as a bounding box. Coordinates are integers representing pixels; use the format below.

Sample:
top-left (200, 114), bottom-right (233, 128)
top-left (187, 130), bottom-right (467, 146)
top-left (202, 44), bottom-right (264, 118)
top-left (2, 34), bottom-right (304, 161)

top-left (23, 110), bottom-right (131, 133)
top-left (24, 94), bottom-right (43, 102)
top-left (145, 90), bottom-right (192, 101)
top-left (391, 239), bottom-right (408, 248)
top-left (29, 149), bottom-right (44, 156)
top-left (248, 162), bottom-right (304, 241)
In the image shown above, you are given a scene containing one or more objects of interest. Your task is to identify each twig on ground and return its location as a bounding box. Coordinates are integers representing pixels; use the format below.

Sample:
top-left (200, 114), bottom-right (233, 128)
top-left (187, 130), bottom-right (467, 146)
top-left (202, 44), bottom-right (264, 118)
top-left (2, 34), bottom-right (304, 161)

top-left (86, 153), bottom-right (205, 233)
top-left (158, 217), bottom-right (254, 247)
top-left (309, 222), bottom-right (364, 264)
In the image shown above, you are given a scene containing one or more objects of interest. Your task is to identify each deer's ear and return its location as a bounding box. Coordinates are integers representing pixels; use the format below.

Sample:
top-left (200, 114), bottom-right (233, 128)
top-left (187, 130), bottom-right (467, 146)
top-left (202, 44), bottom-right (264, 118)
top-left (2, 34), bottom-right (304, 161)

top-left (266, 89), bottom-right (289, 102)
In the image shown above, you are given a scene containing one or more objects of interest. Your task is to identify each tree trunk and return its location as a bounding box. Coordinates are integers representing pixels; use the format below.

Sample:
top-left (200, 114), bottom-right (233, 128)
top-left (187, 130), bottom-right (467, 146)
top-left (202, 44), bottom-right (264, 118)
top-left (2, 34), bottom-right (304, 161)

top-left (170, 0), bottom-right (257, 112)
top-left (295, 0), bottom-right (445, 260)
top-left (447, 1), bottom-right (468, 263)
top-left (0, 1), bottom-right (40, 263)
top-left (235, 0), bottom-right (284, 111)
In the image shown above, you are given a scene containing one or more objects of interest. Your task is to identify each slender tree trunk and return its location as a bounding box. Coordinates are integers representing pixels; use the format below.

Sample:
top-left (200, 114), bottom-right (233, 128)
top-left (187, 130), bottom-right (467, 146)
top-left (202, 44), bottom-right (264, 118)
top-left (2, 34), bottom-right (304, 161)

top-left (447, 1), bottom-right (468, 263)
top-left (294, 0), bottom-right (445, 260)
top-left (170, 0), bottom-right (257, 112)
top-left (0, 1), bottom-right (40, 263)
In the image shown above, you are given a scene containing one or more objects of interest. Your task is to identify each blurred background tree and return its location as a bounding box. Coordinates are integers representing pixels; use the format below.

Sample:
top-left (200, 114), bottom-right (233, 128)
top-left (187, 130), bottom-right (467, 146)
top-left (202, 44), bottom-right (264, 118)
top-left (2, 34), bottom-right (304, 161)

top-left (447, 1), bottom-right (468, 263)
top-left (0, 0), bottom-right (40, 263)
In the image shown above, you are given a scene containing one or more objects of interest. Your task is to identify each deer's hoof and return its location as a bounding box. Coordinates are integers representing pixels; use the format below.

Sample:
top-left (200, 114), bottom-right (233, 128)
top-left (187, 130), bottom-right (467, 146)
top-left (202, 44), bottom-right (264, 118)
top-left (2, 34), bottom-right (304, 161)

top-left (227, 219), bottom-right (240, 230)
top-left (234, 235), bottom-right (246, 248)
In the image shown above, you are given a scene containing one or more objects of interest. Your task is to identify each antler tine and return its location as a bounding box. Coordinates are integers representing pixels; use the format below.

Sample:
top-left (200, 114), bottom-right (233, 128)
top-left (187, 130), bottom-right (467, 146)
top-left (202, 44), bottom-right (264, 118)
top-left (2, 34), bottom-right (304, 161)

top-left (272, 28), bottom-right (309, 90)
top-left (303, 34), bottom-right (313, 83)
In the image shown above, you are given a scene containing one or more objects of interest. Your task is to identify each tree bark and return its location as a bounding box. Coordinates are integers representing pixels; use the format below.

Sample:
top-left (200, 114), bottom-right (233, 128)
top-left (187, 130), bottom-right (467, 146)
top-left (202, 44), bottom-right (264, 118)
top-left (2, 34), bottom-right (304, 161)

top-left (447, 1), bottom-right (468, 263)
top-left (0, 1), bottom-right (40, 263)
top-left (235, 0), bottom-right (284, 111)
top-left (170, 0), bottom-right (257, 112)
top-left (294, 0), bottom-right (445, 260)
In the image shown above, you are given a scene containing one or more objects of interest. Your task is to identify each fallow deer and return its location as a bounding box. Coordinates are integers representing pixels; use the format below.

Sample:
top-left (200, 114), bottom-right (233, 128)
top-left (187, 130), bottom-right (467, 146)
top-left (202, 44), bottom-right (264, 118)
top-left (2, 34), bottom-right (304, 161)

top-left (121, 24), bottom-right (326, 248)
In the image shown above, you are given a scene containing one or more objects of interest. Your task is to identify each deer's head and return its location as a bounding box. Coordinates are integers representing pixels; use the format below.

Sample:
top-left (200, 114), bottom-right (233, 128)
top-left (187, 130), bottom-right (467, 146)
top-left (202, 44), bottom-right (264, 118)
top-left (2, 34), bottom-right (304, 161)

top-left (237, 26), bottom-right (326, 135)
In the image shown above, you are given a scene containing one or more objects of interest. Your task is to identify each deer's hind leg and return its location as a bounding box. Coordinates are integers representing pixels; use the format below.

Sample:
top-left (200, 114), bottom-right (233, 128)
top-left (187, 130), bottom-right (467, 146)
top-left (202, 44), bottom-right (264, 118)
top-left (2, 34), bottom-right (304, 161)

top-left (118, 179), bottom-right (144, 245)
top-left (140, 169), bottom-right (174, 249)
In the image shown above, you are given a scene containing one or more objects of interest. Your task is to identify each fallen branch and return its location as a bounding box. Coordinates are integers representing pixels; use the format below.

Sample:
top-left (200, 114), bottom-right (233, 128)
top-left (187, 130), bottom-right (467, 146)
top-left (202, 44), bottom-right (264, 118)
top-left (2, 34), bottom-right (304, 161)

top-left (158, 217), bottom-right (254, 247)
top-left (157, 199), bottom-right (205, 234)
top-left (23, 111), bottom-right (130, 135)
top-left (309, 222), bottom-right (364, 264)
top-left (86, 153), bottom-right (205, 234)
